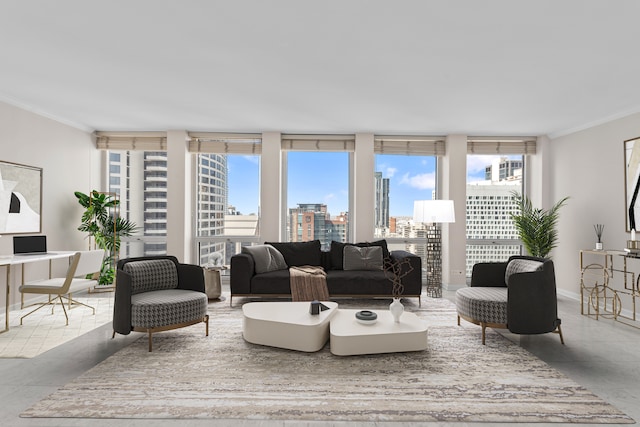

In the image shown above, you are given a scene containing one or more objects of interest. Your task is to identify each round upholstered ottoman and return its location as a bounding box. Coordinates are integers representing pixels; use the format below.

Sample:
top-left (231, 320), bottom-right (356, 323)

top-left (455, 287), bottom-right (508, 344)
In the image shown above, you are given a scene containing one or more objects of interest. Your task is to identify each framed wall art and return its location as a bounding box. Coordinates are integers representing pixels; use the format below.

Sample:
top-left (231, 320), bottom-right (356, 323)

top-left (624, 137), bottom-right (640, 231)
top-left (0, 160), bottom-right (42, 234)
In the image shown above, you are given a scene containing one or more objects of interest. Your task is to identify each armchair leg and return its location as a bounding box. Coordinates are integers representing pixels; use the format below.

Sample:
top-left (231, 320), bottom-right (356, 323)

top-left (555, 325), bottom-right (565, 345)
top-left (205, 315), bottom-right (209, 336)
top-left (481, 323), bottom-right (487, 345)
top-left (148, 330), bottom-right (153, 352)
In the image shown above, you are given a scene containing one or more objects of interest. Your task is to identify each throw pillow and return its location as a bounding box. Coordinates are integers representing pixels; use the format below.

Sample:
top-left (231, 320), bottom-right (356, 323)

top-left (343, 245), bottom-right (384, 271)
top-left (241, 244), bottom-right (288, 274)
top-left (265, 240), bottom-right (322, 267)
top-left (504, 258), bottom-right (544, 285)
top-left (330, 239), bottom-right (389, 270)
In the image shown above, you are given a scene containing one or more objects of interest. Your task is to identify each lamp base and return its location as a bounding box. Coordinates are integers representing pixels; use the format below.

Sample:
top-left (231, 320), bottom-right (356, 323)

top-left (425, 224), bottom-right (442, 298)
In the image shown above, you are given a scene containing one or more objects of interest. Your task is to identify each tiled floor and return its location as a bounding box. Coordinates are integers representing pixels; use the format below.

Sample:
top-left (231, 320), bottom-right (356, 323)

top-left (1, 286), bottom-right (639, 427)
top-left (0, 293), bottom-right (114, 358)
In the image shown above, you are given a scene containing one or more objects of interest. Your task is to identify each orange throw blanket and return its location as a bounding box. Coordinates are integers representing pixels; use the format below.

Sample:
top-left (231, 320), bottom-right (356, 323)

top-left (289, 265), bottom-right (330, 301)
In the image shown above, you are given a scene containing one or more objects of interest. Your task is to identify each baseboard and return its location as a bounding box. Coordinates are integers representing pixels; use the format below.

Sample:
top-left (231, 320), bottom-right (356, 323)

top-left (443, 282), bottom-right (466, 292)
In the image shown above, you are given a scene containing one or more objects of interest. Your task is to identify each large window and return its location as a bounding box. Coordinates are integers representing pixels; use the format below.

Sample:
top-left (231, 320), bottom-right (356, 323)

top-left (286, 151), bottom-right (350, 250)
top-left (465, 138), bottom-right (536, 277)
top-left (190, 134), bottom-right (261, 266)
top-left (107, 150), bottom-right (168, 258)
top-left (373, 136), bottom-right (444, 278)
top-left (283, 135), bottom-right (354, 250)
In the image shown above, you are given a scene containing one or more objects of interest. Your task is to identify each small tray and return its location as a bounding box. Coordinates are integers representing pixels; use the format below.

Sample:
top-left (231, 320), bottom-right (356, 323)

top-left (355, 310), bottom-right (377, 325)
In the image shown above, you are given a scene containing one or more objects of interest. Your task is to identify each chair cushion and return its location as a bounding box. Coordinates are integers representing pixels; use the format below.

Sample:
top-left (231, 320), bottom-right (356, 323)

top-left (456, 287), bottom-right (508, 325)
top-left (131, 289), bottom-right (208, 329)
top-left (123, 259), bottom-right (179, 294)
top-left (505, 259), bottom-right (543, 285)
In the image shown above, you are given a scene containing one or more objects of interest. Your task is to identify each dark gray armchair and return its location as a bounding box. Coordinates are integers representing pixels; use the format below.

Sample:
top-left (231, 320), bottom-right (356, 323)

top-left (113, 256), bottom-right (209, 351)
top-left (456, 255), bottom-right (564, 344)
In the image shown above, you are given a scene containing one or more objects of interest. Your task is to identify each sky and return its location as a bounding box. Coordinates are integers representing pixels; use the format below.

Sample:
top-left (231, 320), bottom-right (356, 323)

top-left (228, 153), bottom-right (508, 218)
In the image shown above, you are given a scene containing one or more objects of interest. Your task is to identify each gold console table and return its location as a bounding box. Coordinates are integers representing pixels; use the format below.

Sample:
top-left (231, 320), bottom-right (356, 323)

top-left (579, 249), bottom-right (640, 326)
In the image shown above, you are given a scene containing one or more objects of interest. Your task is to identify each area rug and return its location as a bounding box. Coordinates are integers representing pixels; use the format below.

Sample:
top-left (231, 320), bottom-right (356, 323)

top-left (21, 296), bottom-right (634, 423)
top-left (0, 293), bottom-right (114, 358)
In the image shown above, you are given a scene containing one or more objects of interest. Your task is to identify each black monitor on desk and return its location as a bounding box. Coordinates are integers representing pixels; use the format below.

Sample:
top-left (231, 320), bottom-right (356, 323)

top-left (13, 235), bottom-right (48, 256)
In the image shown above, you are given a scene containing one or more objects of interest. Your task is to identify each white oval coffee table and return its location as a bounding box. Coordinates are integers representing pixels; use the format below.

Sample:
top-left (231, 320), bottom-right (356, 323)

top-left (329, 309), bottom-right (428, 356)
top-left (242, 301), bottom-right (338, 352)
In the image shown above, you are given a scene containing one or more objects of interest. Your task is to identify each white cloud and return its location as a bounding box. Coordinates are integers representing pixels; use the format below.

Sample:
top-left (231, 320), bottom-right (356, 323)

top-left (400, 171), bottom-right (435, 190)
top-left (386, 167), bottom-right (397, 178)
top-left (242, 155), bottom-right (260, 165)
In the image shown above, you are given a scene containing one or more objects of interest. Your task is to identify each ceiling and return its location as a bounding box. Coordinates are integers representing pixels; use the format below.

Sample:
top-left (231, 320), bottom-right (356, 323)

top-left (1, 0), bottom-right (640, 138)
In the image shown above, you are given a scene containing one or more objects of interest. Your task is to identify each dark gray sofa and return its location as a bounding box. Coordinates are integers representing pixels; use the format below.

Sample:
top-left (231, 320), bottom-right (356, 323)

top-left (230, 239), bottom-right (422, 306)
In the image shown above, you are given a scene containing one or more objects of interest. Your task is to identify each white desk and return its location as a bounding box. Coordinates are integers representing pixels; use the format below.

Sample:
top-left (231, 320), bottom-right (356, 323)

top-left (0, 251), bottom-right (75, 333)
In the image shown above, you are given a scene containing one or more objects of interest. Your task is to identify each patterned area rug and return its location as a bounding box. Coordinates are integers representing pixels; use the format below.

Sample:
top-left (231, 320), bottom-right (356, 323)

top-left (22, 296), bottom-right (633, 423)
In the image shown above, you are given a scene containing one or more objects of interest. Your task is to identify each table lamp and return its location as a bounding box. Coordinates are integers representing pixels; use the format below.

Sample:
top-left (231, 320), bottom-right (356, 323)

top-left (413, 200), bottom-right (455, 298)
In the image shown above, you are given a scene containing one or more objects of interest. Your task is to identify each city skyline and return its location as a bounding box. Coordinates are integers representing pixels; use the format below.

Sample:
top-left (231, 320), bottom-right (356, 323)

top-left (229, 153), bottom-right (518, 217)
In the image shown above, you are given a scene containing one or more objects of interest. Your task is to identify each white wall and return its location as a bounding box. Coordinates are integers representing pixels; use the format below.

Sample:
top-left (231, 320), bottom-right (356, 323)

top-left (550, 112), bottom-right (640, 298)
top-left (0, 101), bottom-right (96, 311)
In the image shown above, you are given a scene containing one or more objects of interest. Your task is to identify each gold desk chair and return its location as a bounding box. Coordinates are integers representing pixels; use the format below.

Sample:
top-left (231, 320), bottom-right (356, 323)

top-left (19, 249), bottom-right (105, 325)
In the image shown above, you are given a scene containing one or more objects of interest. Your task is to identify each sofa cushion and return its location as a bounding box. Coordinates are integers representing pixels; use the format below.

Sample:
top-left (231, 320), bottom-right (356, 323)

top-left (505, 259), bottom-right (543, 285)
top-left (330, 240), bottom-right (389, 270)
top-left (326, 270), bottom-right (393, 295)
top-left (343, 245), bottom-right (384, 271)
top-left (250, 269), bottom-right (292, 294)
top-left (123, 259), bottom-right (178, 295)
top-left (265, 240), bottom-right (322, 267)
top-left (241, 244), bottom-right (287, 274)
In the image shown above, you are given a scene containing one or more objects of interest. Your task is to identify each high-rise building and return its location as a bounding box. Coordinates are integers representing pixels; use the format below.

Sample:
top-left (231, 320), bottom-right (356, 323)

top-left (288, 203), bottom-right (348, 250)
top-left (196, 154), bottom-right (228, 265)
top-left (374, 172), bottom-right (390, 234)
top-left (108, 151), bottom-right (228, 264)
top-left (485, 157), bottom-right (523, 182)
top-left (467, 157), bottom-right (522, 276)
top-left (108, 151), bottom-right (168, 257)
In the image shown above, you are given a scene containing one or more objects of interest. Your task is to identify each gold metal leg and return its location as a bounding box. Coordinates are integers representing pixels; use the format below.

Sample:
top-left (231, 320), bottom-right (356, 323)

top-left (556, 325), bottom-right (565, 345)
top-left (20, 300), bottom-right (51, 325)
top-left (3, 266), bottom-right (10, 333)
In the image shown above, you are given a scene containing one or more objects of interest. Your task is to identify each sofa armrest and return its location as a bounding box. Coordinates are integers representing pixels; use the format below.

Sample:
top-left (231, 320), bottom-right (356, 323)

top-left (177, 263), bottom-right (205, 293)
top-left (389, 250), bottom-right (422, 295)
top-left (230, 253), bottom-right (255, 294)
top-left (113, 269), bottom-right (133, 335)
top-left (507, 262), bottom-right (559, 334)
top-left (470, 262), bottom-right (508, 287)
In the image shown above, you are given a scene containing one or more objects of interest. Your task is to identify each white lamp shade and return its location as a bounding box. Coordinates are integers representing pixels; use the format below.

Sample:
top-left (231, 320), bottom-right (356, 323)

top-left (413, 200), bottom-right (455, 224)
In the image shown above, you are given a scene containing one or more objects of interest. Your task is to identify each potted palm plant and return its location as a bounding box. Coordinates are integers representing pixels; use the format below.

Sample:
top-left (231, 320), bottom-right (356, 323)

top-left (510, 191), bottom-right (569, 258)
top-left (75, 190), bottom-right (137, 286)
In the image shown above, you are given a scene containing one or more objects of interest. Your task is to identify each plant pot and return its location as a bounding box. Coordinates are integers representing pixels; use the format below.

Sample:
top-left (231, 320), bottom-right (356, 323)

top-left (595, 242), bottom-right (603, 250)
